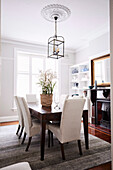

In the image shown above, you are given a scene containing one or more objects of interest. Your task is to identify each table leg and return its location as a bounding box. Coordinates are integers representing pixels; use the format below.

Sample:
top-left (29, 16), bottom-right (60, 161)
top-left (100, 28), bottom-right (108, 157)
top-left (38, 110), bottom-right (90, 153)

top-left (83, 110), bottom-right (89, 149)
top-left (40, 119), bottom-right (46, 161)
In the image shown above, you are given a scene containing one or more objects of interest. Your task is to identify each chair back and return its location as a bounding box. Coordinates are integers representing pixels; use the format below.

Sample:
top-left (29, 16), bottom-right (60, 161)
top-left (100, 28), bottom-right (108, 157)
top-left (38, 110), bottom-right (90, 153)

top-left (60, 98), bottom-right (85, 143)
top-left (26, 94), bottom-right (37, 103)
top-left (14, 96), bottom-right (24, 127)
top-left (18, 97), bottom-right (32, 134)
top-left (59, 94), bottom-right (69, 108)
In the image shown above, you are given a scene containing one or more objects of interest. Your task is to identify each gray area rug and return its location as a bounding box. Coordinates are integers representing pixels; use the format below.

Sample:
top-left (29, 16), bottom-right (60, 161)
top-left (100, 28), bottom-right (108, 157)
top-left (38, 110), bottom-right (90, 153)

top-left (0, 125), bottom-right (111, 170)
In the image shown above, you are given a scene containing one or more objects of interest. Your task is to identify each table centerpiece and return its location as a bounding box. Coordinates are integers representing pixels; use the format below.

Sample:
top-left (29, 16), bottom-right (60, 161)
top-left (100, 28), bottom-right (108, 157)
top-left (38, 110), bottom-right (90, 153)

top-left (37, 70), bottom-right (57, 107)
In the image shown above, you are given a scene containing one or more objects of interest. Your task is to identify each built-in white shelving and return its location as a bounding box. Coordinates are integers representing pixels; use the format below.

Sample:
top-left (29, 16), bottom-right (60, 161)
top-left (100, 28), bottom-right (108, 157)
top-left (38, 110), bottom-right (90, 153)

top-left (69, 62), bottom-right (90, 96)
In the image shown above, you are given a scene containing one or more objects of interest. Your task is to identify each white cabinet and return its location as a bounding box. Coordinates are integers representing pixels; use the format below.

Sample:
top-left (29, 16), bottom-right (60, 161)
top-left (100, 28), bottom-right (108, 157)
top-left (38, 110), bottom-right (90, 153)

top-left (69, 62), bottom-right (89, 96)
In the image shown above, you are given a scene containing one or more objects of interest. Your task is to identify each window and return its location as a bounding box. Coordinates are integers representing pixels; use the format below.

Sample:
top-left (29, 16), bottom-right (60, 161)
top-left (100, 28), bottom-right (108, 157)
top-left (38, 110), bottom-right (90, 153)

top-left (14, 51), bottom-right (58, 101)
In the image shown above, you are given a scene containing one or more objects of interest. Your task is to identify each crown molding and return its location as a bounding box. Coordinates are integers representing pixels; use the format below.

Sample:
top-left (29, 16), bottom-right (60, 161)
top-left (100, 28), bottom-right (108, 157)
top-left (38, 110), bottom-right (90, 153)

top-left (1, 38), bottom-right (47, 49)
top-left (75, 23), bottom-right (109, 53)
top-left (89, 50), bottom-right (110, 60)
top-left (2, 24), bottom-right (109, 55)
top-left (1, 38), bottom-right (75, 54)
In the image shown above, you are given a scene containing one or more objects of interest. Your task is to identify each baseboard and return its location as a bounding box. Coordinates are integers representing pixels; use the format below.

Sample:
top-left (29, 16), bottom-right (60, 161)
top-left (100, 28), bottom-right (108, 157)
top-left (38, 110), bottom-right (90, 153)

top-left (0, 116), bottom-right (18, 123)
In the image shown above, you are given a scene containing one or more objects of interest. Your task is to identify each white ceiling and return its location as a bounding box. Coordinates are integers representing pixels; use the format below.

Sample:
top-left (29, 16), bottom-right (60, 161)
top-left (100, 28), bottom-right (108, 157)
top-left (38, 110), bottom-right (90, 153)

top-left (1, 0), bottom-right (109, 50)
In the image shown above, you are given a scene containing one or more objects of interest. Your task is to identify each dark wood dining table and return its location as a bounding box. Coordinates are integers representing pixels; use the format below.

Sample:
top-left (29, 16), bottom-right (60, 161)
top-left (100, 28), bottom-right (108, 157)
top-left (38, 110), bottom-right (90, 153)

top-left (29, 103), bottom-right (89, 161)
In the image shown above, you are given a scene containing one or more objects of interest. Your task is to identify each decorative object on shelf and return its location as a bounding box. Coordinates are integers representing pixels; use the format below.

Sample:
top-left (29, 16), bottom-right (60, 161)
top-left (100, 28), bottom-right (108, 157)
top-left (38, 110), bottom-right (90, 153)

top-left (41, 4), bottom-right (71, 59)
top-left (95, 80), bottom-right (97, 89)
top-left (81, 65), bottom-right (89, 72)
top-left (83, 90), bottom-right (87, 97)
top-left (72, 68), bottom-right (78, 74)
top-left (72, 94), bottom-right (79, 97)
top-left (88, 85), bottom-right (94, 89)
top-left (37, 70), bottom-right (57, 107)
top-left (74, 82), bottom-right (79, 87)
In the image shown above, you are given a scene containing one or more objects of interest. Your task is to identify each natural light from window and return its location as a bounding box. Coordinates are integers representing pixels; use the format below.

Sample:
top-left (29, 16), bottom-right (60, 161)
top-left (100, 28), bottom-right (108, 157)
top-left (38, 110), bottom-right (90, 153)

top-left (15, 51), bottom-right (58, 101)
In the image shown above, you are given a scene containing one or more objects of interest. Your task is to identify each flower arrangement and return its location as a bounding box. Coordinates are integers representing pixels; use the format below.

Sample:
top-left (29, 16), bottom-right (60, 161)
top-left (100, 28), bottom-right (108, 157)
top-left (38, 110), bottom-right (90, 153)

top-left (37, 70), bottom-right (57, 95)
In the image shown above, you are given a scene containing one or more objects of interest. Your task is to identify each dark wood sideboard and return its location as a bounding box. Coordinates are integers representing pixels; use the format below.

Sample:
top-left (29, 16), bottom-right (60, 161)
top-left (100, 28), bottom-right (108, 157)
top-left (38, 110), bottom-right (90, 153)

top-left (90, 88), bottom-right (110, 129)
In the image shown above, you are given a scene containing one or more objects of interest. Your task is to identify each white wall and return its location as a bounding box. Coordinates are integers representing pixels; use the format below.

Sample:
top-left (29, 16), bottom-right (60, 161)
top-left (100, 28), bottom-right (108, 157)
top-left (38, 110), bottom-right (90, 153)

top-left (110, 0), bottom-right (113, 168)
top-left (75, 32), bottom-right (110, 64)
top-left (59, 53), bottom-right (75, 94)
top-left (89, 32), bottom-right (110, 57)
top-left (0, 39), bottom-right (75, 122)
top-left (0, 0), bottom-right (1, 97)
top-left (75, 45), bottom-right (89, 64)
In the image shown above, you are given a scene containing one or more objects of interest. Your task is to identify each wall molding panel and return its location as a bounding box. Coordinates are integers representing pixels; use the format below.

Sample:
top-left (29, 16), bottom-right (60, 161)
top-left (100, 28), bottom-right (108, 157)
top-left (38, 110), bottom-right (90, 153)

top-left (0, 116), bottom-right (18, 123)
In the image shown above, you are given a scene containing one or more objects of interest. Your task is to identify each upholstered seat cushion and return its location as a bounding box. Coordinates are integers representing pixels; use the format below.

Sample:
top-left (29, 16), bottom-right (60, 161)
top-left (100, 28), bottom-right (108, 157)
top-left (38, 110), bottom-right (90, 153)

top-left (0, 162), bottom-right (32, 170)
top-left (48, 123), bottom-right (61, 142)
top-left (29, 122), bottom-right (40, 137)
top-left (48, 122), bottom-right (81, 144)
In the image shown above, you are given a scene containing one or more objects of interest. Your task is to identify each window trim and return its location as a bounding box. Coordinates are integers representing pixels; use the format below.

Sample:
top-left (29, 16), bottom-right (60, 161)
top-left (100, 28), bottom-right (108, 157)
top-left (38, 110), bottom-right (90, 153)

top-left (14, 48), bottom-right (59, 98)
top-left (14, 48), bottom-right (46, 96)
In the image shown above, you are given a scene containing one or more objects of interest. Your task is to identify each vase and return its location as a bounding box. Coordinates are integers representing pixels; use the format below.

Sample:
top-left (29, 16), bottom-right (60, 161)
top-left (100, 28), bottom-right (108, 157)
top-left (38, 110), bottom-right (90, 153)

top-left (40, 94), bottom-right (53, 107)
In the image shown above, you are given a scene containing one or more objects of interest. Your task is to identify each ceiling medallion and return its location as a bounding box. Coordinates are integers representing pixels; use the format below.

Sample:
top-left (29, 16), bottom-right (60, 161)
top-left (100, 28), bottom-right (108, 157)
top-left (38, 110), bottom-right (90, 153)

top-left (41, 4), bottom-right (71, 22)
top-left (41, 4), bottom-right (71, 59)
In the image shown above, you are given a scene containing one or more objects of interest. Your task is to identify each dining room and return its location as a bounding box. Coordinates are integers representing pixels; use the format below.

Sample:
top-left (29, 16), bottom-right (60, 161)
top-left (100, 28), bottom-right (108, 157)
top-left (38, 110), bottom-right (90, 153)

top-left (0, 0), bottom-right (112, 169)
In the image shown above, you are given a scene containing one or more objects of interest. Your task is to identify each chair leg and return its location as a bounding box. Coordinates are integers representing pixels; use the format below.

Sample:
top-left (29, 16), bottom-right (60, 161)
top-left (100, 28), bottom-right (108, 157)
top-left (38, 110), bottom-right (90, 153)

top-left (25, 137), bottom-right (32, 151)
top-left (16, 124), bottom-right (20, 135)
top-left (60, 143), bottom-right (65, 160)
top-left (21, 132), bottom-right (26, 144)
top-left (48, 130), bottom-right (50, 148)
top-left (18, 127), bottom-right (24, 139)
top-left (51, 132), bottom-right (54, 146)
top-left (77, 140), bottom-right (82, 155)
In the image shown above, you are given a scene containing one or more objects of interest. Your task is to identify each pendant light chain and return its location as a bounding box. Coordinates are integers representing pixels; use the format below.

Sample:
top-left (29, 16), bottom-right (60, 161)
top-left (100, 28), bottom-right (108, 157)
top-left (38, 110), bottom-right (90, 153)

top-left (54, 16), bottom-right (58, 38)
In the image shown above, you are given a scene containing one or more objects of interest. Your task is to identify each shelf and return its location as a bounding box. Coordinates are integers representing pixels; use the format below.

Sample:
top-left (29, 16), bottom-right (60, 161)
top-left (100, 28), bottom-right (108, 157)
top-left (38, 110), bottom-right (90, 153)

top-left (72, 73), bottom-right (79, 75)
top-left (69, 62), bottom-right (89, 96)
top-left (79, 87), bottom-right (88, 90)
top-left (79, 71), bottom-right (89, 74)
top-left (71, 80), bottom-right (79, 83)
top-left (80, 79), bottom-right (89, 82)
top-left (96, 99), bottom-right (110, 103)
top-left (87, 88), bottom-right (111, 91)
top-left (72, 87), bottom-right (88, 90)
top-left (72, 87), bottom-right (79, 90)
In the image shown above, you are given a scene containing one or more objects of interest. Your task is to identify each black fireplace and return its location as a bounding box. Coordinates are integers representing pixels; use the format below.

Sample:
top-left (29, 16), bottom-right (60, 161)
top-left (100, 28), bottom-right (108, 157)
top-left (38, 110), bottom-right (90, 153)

top-left (100, 104), bottom-right (110, 129)
top-left (100, 89), bottom-right (110, 129)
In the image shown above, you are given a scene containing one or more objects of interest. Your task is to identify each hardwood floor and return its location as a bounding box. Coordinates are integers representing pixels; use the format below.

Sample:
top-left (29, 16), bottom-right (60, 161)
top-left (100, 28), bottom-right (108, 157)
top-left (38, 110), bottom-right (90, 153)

top-left (0, 121), bottom-right (111, 169)
top-left (88, 123), bottom-right (111, 143)
top-left (88, 123), bottom-right (111, 170)
top-left (89, 162), bottom-right (111, 170)
top-left (0, 121), bottom-right (19, 126)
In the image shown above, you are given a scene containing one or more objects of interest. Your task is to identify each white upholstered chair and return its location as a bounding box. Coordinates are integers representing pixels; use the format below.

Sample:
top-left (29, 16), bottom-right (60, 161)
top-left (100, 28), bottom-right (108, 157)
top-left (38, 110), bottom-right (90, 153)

top-left (26, 94), bottom-right (40, 123)
top-left (26, 94), bottom-right (38, 103)
top-left (15, 96), bottom-right (24, 139)
top-left (50, 94), bottom-right (69, 125)
top-left (48, 98), bottom-right (85, 160)
top-left (49, 94), bottom-right (69, 145)
top-left (18, 97), bottom-right (40, 151)
top-left (59, 94), bottom-right (69, 109)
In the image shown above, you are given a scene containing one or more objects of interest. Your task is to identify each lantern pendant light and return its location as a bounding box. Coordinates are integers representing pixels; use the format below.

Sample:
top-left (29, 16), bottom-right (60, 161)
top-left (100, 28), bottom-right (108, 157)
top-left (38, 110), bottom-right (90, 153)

top-left (41, 4), bottom-right (71, 59)
top-left (48, 16), bottom-right (64, 59)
